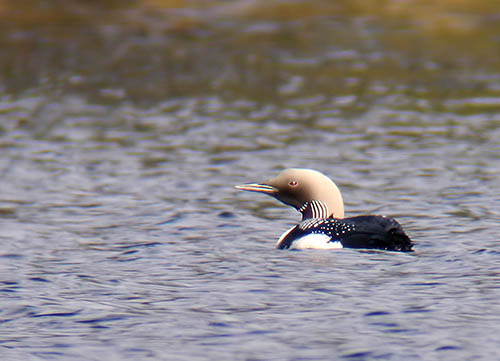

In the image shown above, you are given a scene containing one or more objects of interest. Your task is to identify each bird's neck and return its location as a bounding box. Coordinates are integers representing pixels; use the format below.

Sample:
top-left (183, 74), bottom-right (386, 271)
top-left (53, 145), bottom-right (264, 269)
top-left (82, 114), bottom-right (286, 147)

top-left (299, 200), bottom-right (329, 220)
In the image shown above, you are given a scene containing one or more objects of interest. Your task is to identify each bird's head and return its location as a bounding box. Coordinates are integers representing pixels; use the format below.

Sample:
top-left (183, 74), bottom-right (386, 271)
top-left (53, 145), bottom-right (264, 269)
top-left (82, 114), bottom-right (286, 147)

top-left (236, 168), bottom-right (344, 219)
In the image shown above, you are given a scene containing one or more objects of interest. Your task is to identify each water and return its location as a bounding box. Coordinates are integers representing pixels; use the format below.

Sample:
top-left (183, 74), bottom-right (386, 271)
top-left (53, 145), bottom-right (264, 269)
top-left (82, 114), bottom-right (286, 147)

top-left (0, 1), bottom-right (499, 360)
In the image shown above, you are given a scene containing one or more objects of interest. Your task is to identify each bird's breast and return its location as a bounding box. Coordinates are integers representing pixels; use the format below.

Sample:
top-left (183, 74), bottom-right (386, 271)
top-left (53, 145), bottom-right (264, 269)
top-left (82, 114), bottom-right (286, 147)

top-left (288, 233), bottom-right (343, 250)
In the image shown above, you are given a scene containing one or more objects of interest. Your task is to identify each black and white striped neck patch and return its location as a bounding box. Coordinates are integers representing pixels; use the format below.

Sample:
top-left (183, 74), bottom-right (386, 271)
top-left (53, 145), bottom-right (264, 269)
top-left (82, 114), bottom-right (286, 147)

top-left (299, 200), bottom-right (329, 220)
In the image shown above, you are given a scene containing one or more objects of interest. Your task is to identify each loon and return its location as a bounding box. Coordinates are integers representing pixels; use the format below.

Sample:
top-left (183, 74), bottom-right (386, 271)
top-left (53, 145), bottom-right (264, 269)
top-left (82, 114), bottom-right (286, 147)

top-left (235, 168), bottom-right (413, 252)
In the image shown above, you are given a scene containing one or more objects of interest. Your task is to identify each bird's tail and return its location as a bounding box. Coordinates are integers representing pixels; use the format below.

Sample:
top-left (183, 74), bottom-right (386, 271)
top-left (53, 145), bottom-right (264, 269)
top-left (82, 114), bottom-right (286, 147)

top-left (386, 223), bottom-right (413, 252)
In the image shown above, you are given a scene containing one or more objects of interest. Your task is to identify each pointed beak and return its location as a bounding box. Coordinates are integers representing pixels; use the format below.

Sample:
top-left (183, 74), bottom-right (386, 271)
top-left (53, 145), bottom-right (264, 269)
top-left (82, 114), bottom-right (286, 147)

top-left (235, 183), bottom-right (278, 195)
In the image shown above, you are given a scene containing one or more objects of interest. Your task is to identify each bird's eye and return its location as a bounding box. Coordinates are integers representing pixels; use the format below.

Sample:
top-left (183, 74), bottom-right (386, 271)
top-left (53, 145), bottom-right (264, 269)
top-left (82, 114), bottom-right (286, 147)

top-left (289, 180), bottom-right (298, 187)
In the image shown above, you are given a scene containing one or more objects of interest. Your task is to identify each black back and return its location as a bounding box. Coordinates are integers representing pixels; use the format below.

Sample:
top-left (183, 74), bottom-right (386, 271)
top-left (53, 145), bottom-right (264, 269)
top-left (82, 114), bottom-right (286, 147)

top-left (278, 215), bottom-right (413, 252)
top-left (336, 215), bottom-right (413, 252)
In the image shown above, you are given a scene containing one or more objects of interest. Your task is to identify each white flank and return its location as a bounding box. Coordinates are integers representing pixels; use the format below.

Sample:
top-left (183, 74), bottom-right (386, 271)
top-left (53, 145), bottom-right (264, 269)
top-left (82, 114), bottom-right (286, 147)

top-left (289, 233), bottom-right (343, 250)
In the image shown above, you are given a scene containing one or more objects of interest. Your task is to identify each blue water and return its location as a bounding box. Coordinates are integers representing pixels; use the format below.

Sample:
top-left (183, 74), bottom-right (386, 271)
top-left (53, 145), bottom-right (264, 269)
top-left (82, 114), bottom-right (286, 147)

top-left (0, 96), bottom-right (498, 360)
top-left (1, 2), bottom-right (500, 359)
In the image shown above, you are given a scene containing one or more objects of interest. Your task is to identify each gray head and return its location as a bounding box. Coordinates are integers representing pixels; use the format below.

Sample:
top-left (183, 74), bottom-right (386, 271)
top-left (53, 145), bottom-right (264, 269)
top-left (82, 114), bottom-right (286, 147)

top-left (235, 168), bottom-right (344, 219)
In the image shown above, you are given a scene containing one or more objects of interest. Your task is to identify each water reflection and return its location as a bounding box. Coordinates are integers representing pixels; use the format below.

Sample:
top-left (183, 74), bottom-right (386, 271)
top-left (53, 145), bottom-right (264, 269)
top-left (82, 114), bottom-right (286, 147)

top-left (1, 0), bottom-right (499, 111)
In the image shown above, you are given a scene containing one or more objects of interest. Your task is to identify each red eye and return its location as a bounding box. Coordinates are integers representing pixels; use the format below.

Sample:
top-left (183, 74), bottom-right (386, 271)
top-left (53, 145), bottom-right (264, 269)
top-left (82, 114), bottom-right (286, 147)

top-left (289, 180), bottom-right (298, 186)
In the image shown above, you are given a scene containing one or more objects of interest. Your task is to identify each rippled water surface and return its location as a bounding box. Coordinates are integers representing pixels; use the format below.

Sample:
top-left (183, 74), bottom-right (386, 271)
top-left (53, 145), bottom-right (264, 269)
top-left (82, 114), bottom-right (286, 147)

top-left (0, 1), bottom-right (499, 360)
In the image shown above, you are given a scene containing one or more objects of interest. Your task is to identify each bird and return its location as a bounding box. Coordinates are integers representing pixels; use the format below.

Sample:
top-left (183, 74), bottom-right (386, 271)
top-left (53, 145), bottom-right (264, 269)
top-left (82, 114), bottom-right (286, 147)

top-left (235, 168), bottom-right (413, 252)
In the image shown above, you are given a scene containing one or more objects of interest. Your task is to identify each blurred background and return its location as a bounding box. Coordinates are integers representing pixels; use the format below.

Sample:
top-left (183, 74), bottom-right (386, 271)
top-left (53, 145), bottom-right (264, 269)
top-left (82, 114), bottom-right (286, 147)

top-left (0, 1), bottom-right (499, 360)
top-left (2, 0), bottom-right (500, 104)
